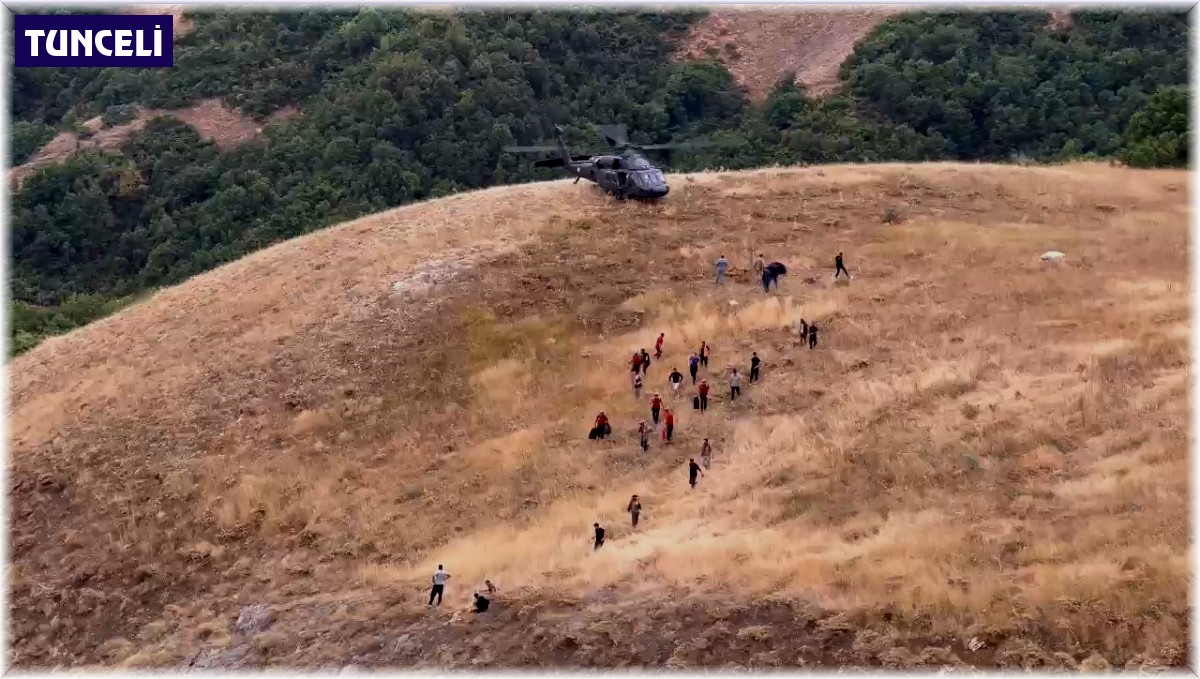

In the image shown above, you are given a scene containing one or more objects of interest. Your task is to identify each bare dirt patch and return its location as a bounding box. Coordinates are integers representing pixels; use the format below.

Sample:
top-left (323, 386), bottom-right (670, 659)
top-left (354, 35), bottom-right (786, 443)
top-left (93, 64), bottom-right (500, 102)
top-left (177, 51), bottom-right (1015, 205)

top-left (120, 4), bottom-right (196, 38)
top-left (9, 99), bottom-right (301, 188)
top-left (674, 6), bottom-right (903, 100)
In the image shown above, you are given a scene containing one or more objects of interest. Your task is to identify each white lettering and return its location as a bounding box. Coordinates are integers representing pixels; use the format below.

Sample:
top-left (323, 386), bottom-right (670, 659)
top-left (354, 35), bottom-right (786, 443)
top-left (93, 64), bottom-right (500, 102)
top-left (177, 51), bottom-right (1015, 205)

top-left (153, 25), bottom-right (162, 56)
top-left (114, 29), bottom-right (132, 57)
top-left (23, 29), bottom-right (45, 57)
top-left (71, 30), bottom-right (92, 57)
top-left (135, 29), bottom-right (151, 56)
top-left (96, 30), bottom-right (112, 56)
top-left (46, 29), bottom-right (67, 57)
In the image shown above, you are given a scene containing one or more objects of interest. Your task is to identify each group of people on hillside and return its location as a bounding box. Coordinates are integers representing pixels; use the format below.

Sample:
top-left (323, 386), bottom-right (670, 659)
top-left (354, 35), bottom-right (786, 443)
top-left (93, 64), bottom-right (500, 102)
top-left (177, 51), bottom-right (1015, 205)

top-left (427, 565), bottom-right (495, 613)
top-left (717, 251), bottom-right (851, 290)
top-left (431, 251), bottom-right (854, 615)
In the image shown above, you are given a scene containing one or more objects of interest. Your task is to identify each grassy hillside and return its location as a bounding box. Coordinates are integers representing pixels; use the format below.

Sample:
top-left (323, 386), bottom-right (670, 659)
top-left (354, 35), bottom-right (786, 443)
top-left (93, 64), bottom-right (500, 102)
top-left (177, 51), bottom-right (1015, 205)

top-left (9, 162), bottom-right (1188, 669)
top-left (8, 9), bottom-right (1189, 354)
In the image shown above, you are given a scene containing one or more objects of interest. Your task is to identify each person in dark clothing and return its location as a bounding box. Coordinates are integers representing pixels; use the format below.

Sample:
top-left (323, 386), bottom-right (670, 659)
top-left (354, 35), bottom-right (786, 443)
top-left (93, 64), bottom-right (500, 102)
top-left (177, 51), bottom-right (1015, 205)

top-left (668, 368), bottom-right (684, 396)
top-left (473, 592), bottom-right (490, 613)
top-left (688, 353), bottom-right (700, 384)
top-left (764, 262), bottom-right (786, 290)
top-left (638, 421), bottom-right (650, 452)
top-left (650, 393), bottom-right (663, 427)
top-left (688, 459), bottom-right (703, 489)
top-left (699, 342), bottom-right (710, 368)
top-left (766, 262), bottom-right (787, 280)
top-left (799, 319), bottom-right (809, 342)
top-left (429, 565), bottom-right (451, 606)
top-left (750, 353), bottom-right (761, 383)
top-left (593, 523), bottom-right (605, 550)
top-left (835, 252), bottom-right (850, 279)
top-left (640, 349), bottom-right (651, 375)
top-left (698, 380), bottom-right (710, 412)
top-left (808, 323), bottom-right (819, 349)
top-left (627, 495), bottom-right (642, 527)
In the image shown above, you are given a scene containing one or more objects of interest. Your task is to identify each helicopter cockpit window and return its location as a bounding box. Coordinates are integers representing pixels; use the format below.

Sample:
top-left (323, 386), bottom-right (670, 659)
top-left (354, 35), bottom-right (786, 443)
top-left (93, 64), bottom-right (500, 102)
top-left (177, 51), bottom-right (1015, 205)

top-left (633, 169), bottom-right (667, 189)
top-left (626, 157), bottom-right (652, 171)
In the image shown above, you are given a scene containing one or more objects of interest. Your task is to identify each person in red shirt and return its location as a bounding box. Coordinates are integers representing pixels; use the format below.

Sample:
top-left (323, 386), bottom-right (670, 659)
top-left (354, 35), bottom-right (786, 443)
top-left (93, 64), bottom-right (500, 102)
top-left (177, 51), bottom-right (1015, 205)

top-left (663, 408), bottom-right (675, 443)
top-left (655, 333), bottom-right (665, 358)
top-left (591, 412), bottom-right (610, 440)
top-left (650, 393), bottom-right (663, 427)
top-left (697, 380), bottom-right (710, 412)
top-left (630, 351), bottom-right (643, 374)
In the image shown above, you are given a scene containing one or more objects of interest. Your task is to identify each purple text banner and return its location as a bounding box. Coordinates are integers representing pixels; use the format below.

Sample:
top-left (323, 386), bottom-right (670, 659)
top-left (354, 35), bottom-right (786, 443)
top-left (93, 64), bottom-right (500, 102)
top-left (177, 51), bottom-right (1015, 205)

top-left (15, 14), bottom-right (174, 68)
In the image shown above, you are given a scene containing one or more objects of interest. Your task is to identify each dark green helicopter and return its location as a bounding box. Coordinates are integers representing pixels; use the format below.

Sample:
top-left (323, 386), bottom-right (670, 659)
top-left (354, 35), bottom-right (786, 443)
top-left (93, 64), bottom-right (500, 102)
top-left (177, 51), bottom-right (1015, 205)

top-left (503, 124), bottom-right (719, 201)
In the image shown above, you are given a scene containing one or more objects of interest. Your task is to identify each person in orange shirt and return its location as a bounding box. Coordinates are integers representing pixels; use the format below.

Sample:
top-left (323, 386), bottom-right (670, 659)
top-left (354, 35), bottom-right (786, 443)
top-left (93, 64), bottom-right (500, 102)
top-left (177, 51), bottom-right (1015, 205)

top-left (697, 380), bottom-right (710, 412)
top-left (663, 408), bottom-right (675, 443)
top-left (655, 333), bottom-right (665, 358)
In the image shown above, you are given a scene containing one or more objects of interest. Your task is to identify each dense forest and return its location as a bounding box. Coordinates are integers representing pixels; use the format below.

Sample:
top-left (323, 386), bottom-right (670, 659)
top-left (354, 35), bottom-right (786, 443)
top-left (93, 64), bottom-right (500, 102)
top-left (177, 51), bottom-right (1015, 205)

top-left (8, 9), bottom-right (1190, 354)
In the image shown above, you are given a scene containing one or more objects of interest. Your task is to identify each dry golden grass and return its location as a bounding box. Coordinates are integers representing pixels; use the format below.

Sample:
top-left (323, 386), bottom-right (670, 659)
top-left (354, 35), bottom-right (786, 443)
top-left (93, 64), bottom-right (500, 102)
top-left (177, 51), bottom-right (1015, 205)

top-left (8, 162), bottom-right (1189, 669)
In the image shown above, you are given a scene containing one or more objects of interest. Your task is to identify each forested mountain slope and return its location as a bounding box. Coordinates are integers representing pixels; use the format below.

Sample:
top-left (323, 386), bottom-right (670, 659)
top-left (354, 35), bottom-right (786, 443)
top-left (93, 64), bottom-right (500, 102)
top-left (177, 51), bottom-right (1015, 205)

top-left (8, 9), bottom-right (1189, 354)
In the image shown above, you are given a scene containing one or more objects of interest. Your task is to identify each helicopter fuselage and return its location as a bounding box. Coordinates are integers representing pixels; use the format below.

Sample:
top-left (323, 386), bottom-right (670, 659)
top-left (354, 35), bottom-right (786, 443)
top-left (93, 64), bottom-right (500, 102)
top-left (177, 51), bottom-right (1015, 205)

top-left (570, 153), bottom-right (670, 200)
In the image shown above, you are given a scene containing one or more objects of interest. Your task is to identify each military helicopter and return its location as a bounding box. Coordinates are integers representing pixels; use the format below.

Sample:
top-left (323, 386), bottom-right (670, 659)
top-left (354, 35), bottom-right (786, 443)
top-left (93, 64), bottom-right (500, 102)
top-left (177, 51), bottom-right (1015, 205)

top-left (503, 124), bottom-right (719, 201)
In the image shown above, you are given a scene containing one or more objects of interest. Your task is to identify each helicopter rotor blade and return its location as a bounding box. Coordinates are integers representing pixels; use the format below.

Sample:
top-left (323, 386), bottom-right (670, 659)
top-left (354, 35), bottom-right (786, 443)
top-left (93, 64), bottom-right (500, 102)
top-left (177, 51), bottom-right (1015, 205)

top-left (503, 145), bottom-right (562, 153)
top-left (599, 124), bottom-right (628, 148)
top-left (634, 139), bottom-right (744, 152)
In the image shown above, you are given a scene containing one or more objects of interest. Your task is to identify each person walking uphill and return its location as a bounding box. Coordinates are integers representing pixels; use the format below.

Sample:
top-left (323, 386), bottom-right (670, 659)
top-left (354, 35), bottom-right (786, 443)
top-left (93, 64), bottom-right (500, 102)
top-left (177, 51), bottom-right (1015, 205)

top-left (699, 342), bottom-right (710, 368)
top-left (627, 495), bottom-right (642, 527)
top-left (593, 523), bottom-right (605, 550)
top-left (729, 368), bottom-right (742, 401)
top-left (590, 412), bottom-right (611, 440)
top-left (808, 322), bottom-right (819, 349)
top-left (700, 438), bottom-right (713, 469)
top-left (650, 393), bottom-right (663, 427)
top-left (750, 352), bottom-right (761, 383)
top-left (688, 353), bottom-right (700, 385)
top-left (761, 267), bottom-right (773, 293)
top-left (640, 348), bottom-right (652, 375)
top-left (638, 421), bottom-right (650, 452)
top-left (429, 565), bottom-right (451, 606)
top-left (715, 255), bottom-right (729, 285)
top-left (698, 379), bottom-right (710, 412)
top-left (754, 253), bottom-right (765, 276)
top-left (632, 372), bottom-right (643, 398)
top-left (835, 252), bottom-right (850, 279)
top-left (669, 368), bottom-right (684, 395)
top-left (688, 458), bottom-right (704, 489)
top-left (663, 408), bottom-right (675, 443)
top-left (655, 333), bottom-right (665, 359)
top-left (630, 351), bottom-right (643, 375)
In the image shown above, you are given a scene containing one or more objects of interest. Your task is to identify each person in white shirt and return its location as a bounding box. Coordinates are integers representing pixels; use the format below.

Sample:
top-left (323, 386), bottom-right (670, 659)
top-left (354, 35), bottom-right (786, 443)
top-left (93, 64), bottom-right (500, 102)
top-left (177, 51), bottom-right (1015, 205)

top-left (729, 368), bottom-right (742, 401)
top-left (429, 565), bottom-right (451, 606)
